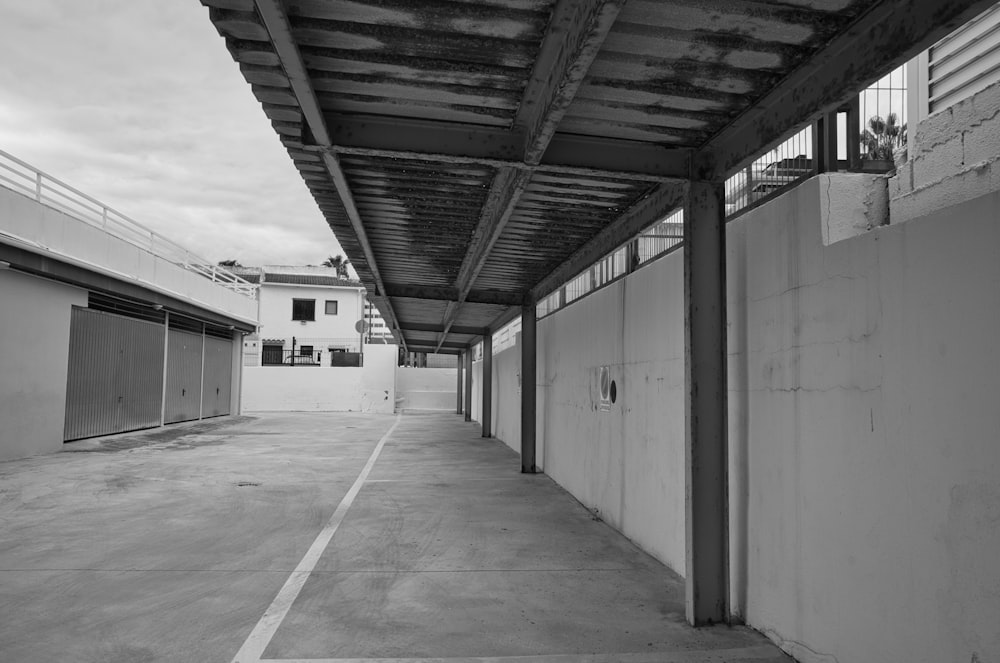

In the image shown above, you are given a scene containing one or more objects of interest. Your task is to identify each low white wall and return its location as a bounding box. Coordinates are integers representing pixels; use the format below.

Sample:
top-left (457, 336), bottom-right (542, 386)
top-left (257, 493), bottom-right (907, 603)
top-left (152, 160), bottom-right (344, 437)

top-left (0, 270), bottom-right (86, 460)
top-left (242, 344), bottom-right (396, 413)
top-left (0, 187), bottom-right (257, 324)
top-left (396, 366), bottom-right (456, 411)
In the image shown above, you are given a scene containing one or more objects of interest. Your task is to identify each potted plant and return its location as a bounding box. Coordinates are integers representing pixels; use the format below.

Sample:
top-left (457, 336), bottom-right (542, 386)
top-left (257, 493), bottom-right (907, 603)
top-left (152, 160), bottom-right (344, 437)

top-left (859, 112), bottom-right (905, 173)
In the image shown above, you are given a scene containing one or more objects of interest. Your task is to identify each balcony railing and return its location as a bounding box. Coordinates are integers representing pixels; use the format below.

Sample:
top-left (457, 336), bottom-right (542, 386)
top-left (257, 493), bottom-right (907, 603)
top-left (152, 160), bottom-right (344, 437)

top-left (0, 148), bottom-right (256, 298)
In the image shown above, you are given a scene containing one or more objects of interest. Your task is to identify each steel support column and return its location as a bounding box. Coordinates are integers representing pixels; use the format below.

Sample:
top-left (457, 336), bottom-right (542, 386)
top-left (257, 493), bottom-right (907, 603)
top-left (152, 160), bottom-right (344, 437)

top-left (684, 180), bottom-right (729, 626)
top-left (482, 333), bottom-right (493, 438)
top-left (456, 352), bottom-right (464, 415)
top-left (464, 349), bottom-right (473, 423)
top-left (520, 304), bottom-right (537, 473)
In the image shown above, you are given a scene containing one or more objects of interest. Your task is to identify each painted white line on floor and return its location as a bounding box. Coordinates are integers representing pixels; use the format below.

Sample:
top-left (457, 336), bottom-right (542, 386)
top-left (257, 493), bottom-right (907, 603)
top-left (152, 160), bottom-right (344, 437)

top-left (231, 414), bottom-right (403, 663)
top-left (259, 645), bottom-right (786, 663)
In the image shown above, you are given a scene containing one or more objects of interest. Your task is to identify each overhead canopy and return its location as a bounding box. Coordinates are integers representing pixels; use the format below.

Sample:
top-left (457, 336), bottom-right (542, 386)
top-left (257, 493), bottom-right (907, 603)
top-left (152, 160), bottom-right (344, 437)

top-left (203, 0), bottom-right (992, 354)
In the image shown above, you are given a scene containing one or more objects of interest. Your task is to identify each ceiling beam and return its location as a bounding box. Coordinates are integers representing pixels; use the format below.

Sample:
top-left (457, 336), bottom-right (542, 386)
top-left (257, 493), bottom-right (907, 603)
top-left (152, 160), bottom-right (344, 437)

top-left (254, 0), bottom-right (407, 353)
top-left (406, 346), bottom-right (462, 355)
top-left (398, 322), bottom-right (488, 336)
top-left (695, 0), bottom-right (998, 179)
top-left (433, 166), bottom-right (533, 352)
top-left (516, 0), bottom-right (626, 164)
top-left (382, 283), bottom-right (523, 307)
top-left (530, 181), bottom-right (688, 302)
top-left (318, 114), bottom-right (688, 181)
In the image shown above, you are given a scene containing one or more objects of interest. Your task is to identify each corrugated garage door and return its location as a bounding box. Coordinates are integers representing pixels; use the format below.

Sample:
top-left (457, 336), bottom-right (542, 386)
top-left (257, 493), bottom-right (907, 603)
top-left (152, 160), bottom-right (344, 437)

top-left (64, 307), bottom-right (165, 441)
top-left (201, 334), bottom-right (233, 418)
top-left (164, 327), bottom-right (204, 424)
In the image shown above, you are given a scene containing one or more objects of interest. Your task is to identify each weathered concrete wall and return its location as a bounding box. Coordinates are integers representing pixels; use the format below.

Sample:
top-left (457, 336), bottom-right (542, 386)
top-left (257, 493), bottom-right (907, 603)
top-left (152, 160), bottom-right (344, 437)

top-left (529, 166), bottom-right (999, 662)
top-left (0, 270), bottom-right (87, 460)
top-left (536, 257), bottom-right (688, 574)
top-left (396, 367), bottom-right (456, 411)
top-left (890, 80), bottom-right (1000, 225)
top-left (729, 176), bottom-right (1000, 663)
top-left (470, 342), bottom-right (522, 455)
top-left (242, 344), bottom-right (395, 413)
top-left (0, 187), bottom-right (257, 324)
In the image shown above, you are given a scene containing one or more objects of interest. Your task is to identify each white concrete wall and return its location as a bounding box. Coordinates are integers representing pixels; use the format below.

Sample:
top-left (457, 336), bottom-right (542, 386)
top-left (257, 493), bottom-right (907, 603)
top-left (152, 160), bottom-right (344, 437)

top-left (0, 187), bottom-right (257, 324)
top-left (256, 283), bottom-right (364, 349)
top-left (535, 258), bottom-right (687, 574)
top-left (469, 341), bottom-right (523, 455)
top-left (242, 344), bottom-right (396, 413)
top-left (396, 366), bottom-right (457, 411)
top-left (529, 169), bottom-right (1000, 662)
top-left (729, 180), bottom-right (1000, 663)
top-left (0, 270), bottom-right (86, 460)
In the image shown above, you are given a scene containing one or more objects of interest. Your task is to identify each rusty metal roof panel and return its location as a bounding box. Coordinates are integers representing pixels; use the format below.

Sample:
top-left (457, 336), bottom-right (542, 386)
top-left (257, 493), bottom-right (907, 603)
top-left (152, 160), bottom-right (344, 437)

top-left (561, 0), bottom-right (871, 146)
top-left (203, 0), bottom-right (996, 355)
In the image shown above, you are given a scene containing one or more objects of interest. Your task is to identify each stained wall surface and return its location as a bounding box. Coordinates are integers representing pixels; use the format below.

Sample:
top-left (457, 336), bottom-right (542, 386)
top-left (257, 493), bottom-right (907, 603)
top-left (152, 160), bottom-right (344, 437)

top-left (0, 270), bottom-right (86, 460)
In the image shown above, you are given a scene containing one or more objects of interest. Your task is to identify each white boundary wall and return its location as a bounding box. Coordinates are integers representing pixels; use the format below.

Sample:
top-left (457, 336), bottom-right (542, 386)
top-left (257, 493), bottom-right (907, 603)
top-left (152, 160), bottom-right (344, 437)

top-left (242, 344), bottom-right (396, 414)
top-left (396, 366), bottom-right (456, 411)
top-left (477, 173), bottom-right (1000, 662)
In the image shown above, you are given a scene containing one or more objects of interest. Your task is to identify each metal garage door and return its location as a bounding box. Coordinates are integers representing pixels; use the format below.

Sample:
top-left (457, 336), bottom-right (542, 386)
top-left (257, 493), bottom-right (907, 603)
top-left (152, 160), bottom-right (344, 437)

top-left (64, 307), bottom-right (165, 441)
top-left (201, 334), bottom-right (233, 418)
top-left (164, 328), bottom-right (203, 424)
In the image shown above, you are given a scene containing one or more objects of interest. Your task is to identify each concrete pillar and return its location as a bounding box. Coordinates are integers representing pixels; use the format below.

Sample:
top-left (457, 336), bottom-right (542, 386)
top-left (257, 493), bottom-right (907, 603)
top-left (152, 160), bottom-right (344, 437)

top-left (456, 352), bottom-right (464, 415)
top-left (684, 179), bottom-right (729, 626)
top-left (482, 333), bottom-right (493, 438)
top-left (464, 348), bottom-right (473, 422)
top-left (520, 304), bottom-right (536, 473)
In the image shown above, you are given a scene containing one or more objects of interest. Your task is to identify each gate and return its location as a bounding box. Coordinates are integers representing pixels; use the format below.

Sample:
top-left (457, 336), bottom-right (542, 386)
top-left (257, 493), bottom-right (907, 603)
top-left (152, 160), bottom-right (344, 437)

top-left (164, 328), bottom-right (203, 424)
top-left (201, 335), bottom-right (233, 418)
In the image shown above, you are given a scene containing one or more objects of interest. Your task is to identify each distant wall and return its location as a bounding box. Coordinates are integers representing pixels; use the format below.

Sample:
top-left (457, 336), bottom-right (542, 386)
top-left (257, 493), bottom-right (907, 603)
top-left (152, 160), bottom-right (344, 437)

top-left (470, 341), bottom-right (523, 456)
top-left (0, 270), bottom-right (86, 460)
top-left (242, 344), bottom-right (396, 413)
top-left (396, 366), bottom-right (456, 411)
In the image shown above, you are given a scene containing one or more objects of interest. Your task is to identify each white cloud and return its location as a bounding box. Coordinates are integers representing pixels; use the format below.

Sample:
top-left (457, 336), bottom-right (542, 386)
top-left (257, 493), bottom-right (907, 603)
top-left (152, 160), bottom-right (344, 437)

top-left (0, 0), bottom-right (346, 268)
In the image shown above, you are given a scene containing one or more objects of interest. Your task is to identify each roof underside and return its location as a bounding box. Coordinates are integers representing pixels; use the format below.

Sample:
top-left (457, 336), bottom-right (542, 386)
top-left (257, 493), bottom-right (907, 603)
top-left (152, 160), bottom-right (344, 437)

top-left (203, 0), bottom-right (993, 354)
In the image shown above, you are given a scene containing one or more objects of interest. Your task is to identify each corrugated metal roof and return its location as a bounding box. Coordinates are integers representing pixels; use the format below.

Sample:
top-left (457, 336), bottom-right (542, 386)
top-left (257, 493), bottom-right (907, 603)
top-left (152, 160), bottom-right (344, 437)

top-left (202, 0), bottom-right (994, 354)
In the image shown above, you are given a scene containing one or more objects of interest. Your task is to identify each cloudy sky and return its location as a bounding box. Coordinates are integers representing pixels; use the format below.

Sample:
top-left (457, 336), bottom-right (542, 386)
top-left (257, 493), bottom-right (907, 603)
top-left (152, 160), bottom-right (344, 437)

top-left (0, 0), bottom-right (345, 268)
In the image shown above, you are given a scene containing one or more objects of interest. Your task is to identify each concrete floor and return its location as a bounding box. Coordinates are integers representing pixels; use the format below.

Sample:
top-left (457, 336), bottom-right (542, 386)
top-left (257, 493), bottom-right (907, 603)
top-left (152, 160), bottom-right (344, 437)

top-left (0, 412), bottom-right (791, 663)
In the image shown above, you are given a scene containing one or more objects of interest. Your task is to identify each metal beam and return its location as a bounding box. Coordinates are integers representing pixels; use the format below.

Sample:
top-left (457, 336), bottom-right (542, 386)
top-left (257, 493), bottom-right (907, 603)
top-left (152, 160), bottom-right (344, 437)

top-left (434, 167), bottom-right (533, 353)
top-left (382, 283), bottom-right (523, 307)
top-left (456, 351), bottom-right (464, 415)
top-left (398, 321), bottom-right (487, 336)
top-left (320, 114), bottom-right (688, 181)
top-left (684, 180), bottom-right (729, 626)
top-left (482, 332), bottom-right (493, 438)
top-left (530, 181), bottom-right (688, 301)
top-left (254, 0), bottom-right (407, 353)
top-left (407, 345), bottom-right (461, 356)
top-left (464, 350), bottom-right (473, 423)
top-left (516, 0), bottom-right (625, 164)
top-left (520, 304), bottom-right (537, 473)
top-left (695, 0), bottom-right (998, 179)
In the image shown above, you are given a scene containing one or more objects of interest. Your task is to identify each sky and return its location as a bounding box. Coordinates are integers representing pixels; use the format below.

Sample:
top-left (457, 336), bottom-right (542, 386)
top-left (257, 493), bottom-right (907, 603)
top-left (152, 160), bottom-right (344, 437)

top-left (0, 0), bottom-right (346, 268)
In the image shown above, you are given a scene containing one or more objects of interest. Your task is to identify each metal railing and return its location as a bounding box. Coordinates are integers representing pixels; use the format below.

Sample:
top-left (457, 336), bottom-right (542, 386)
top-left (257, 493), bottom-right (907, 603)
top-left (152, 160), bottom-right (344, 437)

top-left (0, 149), bottom-right (257, 298)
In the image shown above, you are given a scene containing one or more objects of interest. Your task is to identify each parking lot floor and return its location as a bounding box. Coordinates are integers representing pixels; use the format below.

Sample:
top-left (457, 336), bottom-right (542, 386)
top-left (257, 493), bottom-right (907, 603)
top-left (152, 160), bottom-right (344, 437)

top-left (0, 411), bottom-right (790, 663)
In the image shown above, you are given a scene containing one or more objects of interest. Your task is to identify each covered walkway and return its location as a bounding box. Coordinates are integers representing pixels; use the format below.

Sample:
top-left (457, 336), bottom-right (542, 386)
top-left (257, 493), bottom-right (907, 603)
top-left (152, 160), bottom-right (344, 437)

top-left (0, 412), bottom-right (788, 662)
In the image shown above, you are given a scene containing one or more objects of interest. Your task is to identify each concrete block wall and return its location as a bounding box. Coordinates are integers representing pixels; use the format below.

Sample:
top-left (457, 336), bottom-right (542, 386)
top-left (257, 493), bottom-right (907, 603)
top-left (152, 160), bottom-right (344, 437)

top-left (890, 80), bottom-right (1000, 224)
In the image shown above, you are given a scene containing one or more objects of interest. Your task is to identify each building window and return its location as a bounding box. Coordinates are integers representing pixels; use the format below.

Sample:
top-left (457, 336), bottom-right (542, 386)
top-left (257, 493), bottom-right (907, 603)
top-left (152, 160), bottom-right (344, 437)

top-left (299, 345), bottom-right (313, 357)
top-left (324, 300), bottom-right (338, 315)
top-left (292, 299), bottom-right (315, 321)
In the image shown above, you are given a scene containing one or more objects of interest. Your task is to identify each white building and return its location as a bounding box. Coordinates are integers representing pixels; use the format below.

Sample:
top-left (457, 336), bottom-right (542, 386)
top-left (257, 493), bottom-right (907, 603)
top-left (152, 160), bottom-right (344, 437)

top-left (233, 265), bottom-right (391, 365)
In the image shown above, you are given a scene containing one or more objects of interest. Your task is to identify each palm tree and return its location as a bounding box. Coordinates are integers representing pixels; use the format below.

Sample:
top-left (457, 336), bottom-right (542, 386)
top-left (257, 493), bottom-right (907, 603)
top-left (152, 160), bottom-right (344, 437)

top-left (861, 112), bottom-right (905, 161)
top-left (322, 254), bottom-right (350, 278)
